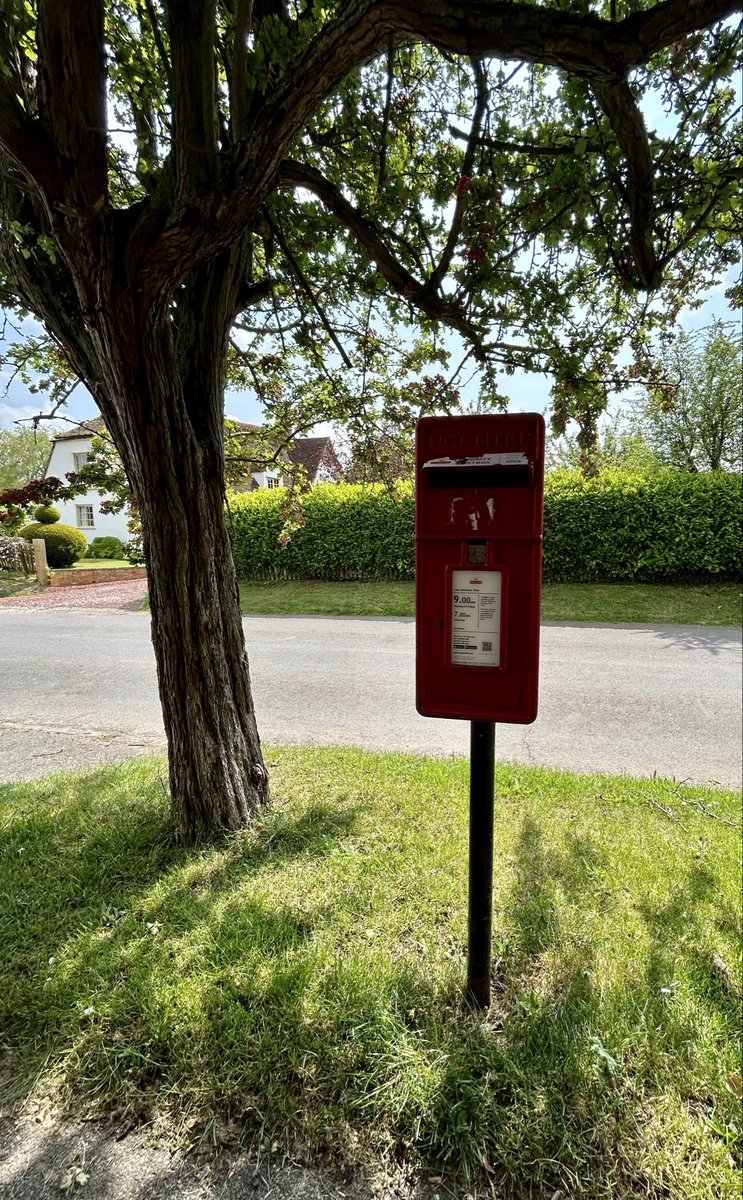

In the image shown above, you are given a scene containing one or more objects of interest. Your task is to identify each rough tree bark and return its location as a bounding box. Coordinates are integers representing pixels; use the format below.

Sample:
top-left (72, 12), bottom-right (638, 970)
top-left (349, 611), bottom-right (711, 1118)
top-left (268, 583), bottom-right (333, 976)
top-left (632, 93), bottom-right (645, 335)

top-left (86, 249), bottom-right (270, 842)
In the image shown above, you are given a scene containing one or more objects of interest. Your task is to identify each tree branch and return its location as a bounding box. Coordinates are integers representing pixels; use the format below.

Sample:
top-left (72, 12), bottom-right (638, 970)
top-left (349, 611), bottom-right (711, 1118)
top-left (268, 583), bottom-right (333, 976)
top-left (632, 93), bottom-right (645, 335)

top-left (210, 0), bottom-right (739, 263)
top-left (592, 77), bottom-right (660, 290)
top-left (279, 159), bottom-right (486, 353)
top-left (449, 124), bottom-right (601, 157)
top-left (36, 0), bottom-right (107, 211)
top-left (0, 97), bottom-right (56, 197)
top-left (265, 209), bottom-right (353, 368)
top-left (231, 0), bottom-right (254, 140)
top-left (167, 0), bottom-right (219, 194)
top-left (428, 59), bottom-right (488, 292)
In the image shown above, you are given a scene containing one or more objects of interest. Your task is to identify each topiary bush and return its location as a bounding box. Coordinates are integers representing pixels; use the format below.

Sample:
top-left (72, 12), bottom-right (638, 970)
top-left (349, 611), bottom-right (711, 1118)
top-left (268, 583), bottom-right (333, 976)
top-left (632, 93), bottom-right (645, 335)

top-left (86, 536), bottom-right (125, 560)
top-left (20, 521), bottom-right (89, 567)
top-left (33, 504), bottom-right (61, 524)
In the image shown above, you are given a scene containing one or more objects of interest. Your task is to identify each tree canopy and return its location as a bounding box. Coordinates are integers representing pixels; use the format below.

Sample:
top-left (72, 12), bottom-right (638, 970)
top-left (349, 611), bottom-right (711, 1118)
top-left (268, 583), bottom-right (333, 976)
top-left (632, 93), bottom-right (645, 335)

top-left (0, 424), bottom-right (50, 491)
top-left (0, 0), bottom-right (740, 840)
top-left (630, 319), bottom-right (743, 471)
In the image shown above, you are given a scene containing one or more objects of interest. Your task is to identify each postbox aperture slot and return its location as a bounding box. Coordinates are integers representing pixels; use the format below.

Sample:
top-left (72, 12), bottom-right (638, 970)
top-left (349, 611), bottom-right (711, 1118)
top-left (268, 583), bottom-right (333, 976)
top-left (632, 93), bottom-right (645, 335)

top-left (425, 465), bottom-right (531, 488)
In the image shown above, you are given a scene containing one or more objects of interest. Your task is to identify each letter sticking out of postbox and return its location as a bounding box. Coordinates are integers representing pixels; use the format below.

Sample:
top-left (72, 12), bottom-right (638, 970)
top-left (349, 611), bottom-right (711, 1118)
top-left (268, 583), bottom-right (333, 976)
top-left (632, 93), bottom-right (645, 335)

top-left (415, 414), bottom-right (545, 724)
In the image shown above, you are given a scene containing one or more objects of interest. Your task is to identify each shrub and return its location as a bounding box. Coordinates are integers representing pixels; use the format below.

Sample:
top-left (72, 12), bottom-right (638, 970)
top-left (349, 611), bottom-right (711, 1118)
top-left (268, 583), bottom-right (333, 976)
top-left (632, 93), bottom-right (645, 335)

top-left (227, 473), bottom-right (741, 584)
top-left (228, 482), bottom-right (415, 580)
top-left (0, 535), bottom-right (34, 574)
top-left (18, 522), bottom-right (44, 541)
top-left (121, 537), bottom-right (146, 565)
top-left (33, 504), bottom-right (61, 524)
top-left (543, 470), bottom-right (742, 582)
top-left (86, 536), bottom-right (125, 560)
top-left (21, 522), bottom-right (89, 568)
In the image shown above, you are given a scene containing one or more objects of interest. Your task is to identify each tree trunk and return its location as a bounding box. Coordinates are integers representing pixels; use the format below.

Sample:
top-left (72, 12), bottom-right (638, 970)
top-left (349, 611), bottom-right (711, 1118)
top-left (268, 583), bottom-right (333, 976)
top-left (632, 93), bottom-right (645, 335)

top-left (142, 439), bottom-right (269, 842)
top-left (96, 305), bottom-right (269, 844)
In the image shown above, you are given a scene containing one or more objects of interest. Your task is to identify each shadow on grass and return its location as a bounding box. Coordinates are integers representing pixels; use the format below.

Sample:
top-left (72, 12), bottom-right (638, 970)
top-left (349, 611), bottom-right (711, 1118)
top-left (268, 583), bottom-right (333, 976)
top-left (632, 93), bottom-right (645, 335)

top-left (1, 770), bottom-right (739, 1199)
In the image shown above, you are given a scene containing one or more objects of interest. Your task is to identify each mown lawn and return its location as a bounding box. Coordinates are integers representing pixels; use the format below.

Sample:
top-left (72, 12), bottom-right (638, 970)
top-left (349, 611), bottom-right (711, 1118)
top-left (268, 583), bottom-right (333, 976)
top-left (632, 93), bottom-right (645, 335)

top-left (238, 579), bottom-right (742, 626)
top-left (72, 558), bottom-right (131, 569)
top-left (1, 749), bottom-right (740, 1198)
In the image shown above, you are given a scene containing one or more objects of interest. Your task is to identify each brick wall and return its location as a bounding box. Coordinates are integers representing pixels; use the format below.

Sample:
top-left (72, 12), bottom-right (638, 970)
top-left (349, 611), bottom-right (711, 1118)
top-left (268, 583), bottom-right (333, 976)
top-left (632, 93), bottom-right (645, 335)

top-left (49, 566), bottom-right (148, 587)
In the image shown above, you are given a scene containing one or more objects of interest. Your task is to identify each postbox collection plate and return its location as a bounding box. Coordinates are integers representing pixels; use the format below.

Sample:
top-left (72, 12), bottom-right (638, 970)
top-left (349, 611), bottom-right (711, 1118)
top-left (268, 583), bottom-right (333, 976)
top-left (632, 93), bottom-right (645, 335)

top-left (415, 414), bottom-right (545, 724)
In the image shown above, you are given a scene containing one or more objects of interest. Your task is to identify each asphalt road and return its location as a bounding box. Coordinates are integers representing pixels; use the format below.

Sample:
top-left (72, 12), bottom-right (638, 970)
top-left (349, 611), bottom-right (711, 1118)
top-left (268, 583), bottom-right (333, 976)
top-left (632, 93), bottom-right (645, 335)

top-left (0, 609), bottom-right (741, 788)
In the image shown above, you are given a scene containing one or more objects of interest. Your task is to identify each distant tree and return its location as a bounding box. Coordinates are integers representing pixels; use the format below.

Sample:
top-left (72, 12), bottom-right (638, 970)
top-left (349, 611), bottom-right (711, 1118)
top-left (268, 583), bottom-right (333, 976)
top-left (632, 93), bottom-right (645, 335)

top-left (547, 420), bottom-right (665, 476)
top-left (0, 425), bottom-right (50, 490)
top-left (629, 321), bottom-right (742, 472)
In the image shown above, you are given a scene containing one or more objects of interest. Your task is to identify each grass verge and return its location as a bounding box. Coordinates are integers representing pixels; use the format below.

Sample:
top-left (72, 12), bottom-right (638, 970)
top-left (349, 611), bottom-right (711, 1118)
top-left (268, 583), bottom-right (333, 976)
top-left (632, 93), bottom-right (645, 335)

top-left (72, 559), bottom-right (131, 569)
top-left (0, 570), bottom-right (37, 597)
top-left (1, 749), bottom-right (740, 1197)
top-left (238, 580), bottom-right (742, 626)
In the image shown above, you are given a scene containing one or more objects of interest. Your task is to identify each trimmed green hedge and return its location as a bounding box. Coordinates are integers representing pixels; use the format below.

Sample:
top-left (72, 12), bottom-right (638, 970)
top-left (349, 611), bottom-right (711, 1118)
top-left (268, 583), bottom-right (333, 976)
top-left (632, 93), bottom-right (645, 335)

top-left (227, 472), bottom-right (742, 584)
top-left (228, 483), bottom-right (415, 581)
top-left (86, 536), bottom-right (125, 560)
top-left (543, 470), bottom-right (742, 582)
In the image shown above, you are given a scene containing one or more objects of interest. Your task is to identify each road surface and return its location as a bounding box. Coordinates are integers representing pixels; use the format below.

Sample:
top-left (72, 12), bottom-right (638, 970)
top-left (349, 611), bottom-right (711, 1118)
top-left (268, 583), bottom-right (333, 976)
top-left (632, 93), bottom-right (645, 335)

top-left (0, 609), bottom-right (740, 788)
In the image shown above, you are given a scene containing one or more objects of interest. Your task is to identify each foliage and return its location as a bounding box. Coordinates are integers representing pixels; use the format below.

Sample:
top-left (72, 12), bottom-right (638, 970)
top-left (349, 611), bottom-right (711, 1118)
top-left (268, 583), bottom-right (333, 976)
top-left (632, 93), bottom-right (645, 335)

top-left (228, 482), bottom-right (416, 580)
top-left (33, 503), bottom-right (60, 524)
top-left (86, 535), bottom-right (125, 560)
top-left (17, 521), bottom-right (44, 540)
top-left (1, 751), bottom-right (740, 1195)
top-left (628, 320), bottom-right (743, 472)
top-left (0, 505), bottom-right (33, 536)
top-left (543, 469), bottom-right (742, 582)
top-left (228, 473), bottom-right (742, 584)
top-left (0, 425), bottom-right (51, 491)
top-left (0, 6), bottom-right (739, 458)
top-left (20, 521), bottom-right (89, 568)
top-left (547, 423), bottom-right (666, 477)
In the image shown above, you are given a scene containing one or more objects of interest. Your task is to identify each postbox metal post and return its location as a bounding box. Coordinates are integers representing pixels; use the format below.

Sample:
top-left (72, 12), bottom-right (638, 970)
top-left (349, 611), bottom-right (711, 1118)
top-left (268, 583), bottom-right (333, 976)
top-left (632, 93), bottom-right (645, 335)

top-left (467, 720), bottom-right (496, 1009)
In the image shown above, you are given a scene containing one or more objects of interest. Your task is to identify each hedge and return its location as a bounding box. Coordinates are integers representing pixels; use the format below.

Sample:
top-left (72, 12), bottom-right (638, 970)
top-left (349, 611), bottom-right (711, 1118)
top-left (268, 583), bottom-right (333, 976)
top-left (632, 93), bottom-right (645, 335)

top-left (226, 472), bottom-right (742, 584)
top-left (543, 470), bottom-right (742, 582)
top-left (228, 483), bottom-right (415, 581)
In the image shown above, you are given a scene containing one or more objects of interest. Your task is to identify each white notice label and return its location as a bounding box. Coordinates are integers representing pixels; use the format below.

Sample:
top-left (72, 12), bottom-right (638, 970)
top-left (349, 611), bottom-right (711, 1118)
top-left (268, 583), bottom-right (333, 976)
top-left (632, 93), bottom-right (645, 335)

top-left (451, 570), bottom-right (502, 667)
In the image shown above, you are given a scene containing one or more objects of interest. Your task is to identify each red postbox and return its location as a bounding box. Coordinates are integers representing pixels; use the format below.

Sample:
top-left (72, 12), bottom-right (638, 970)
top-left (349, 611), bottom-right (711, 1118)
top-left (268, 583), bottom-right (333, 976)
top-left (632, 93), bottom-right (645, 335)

top-left (416, 413), bottom-right (545, 724)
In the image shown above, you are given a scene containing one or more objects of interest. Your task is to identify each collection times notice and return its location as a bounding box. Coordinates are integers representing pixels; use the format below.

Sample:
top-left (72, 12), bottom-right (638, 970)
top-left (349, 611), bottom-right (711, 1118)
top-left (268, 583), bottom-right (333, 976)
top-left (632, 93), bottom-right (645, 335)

top-left (451, 570), bottom-right (502, 667)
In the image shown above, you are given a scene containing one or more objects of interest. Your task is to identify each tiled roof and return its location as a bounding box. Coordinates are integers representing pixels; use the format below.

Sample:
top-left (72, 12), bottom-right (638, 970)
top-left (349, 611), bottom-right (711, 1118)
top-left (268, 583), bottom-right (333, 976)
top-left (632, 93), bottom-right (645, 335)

top-left (52, 421), bottom-right (341, 484)
top-left (287, 436), bottom-right (341, 481)
top-left (51, 417), bottom-right (107, 441)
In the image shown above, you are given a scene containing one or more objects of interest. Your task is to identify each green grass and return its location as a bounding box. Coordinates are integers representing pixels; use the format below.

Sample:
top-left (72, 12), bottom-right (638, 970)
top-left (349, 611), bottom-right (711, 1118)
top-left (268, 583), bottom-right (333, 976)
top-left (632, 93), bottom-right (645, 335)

top-left (239, 579), bottom-right (415, 617)
top-left (0, 569), bottom-right (36, 597)
top-left (1, 750), bottom-right (740, 1197)
top-left (238, 579), bottom-right (742, 626)
top-left (72, 559), bottom-right (132, 569)
top-left (542, 581), bottom-right (742, 626)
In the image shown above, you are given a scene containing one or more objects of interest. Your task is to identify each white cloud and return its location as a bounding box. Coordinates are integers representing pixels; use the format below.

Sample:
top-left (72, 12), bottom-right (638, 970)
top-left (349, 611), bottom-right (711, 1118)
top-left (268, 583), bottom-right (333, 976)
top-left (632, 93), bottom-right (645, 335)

top-left (0, 401), bottom-right (43, 426)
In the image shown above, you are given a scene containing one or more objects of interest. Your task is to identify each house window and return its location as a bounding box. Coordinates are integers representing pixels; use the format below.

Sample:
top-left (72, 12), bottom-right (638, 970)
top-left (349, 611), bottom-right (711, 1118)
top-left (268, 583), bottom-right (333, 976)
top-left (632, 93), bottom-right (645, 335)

top-left (73, 452), bottom-right (89, 471)
top-left (266, 476), bottom-right (280, 489)
top-left (76, 504), bottom-right (95, 529)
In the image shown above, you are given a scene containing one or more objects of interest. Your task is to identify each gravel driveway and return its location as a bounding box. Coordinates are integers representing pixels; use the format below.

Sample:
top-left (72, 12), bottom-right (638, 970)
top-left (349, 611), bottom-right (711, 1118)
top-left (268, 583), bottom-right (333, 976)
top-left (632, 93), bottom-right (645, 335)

top-left (0, 579), bottom-right (148, 611)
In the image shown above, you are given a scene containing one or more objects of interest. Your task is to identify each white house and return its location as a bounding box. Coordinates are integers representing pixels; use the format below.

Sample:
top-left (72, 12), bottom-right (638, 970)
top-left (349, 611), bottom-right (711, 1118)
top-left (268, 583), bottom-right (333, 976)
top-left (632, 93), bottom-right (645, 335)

top-left (45, 419), bottom-right (343, 544)
top-left (44, 419), bottom-right (130, 545)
